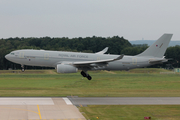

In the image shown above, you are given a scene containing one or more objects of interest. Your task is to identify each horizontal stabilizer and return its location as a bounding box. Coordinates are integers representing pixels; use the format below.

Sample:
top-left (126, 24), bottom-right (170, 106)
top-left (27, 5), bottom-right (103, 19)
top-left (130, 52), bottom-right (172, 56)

top-left (149, 59), bottom-right (168, 64)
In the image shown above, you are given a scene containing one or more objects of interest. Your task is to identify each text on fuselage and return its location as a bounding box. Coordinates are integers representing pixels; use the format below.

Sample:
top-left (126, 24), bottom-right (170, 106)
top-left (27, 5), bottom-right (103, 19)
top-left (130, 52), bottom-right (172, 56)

top-left (59, 54), bottom-right (88, 58)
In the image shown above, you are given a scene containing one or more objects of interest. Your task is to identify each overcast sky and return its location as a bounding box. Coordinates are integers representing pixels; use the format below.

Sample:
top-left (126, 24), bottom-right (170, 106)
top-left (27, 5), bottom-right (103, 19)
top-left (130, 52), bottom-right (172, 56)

top-left (0, 0), bottom-right (180, 41)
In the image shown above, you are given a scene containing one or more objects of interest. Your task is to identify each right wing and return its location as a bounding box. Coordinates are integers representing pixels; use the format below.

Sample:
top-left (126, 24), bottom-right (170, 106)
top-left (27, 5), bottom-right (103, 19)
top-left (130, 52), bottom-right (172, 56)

top-left (95, 47), bottom-right (108, 54)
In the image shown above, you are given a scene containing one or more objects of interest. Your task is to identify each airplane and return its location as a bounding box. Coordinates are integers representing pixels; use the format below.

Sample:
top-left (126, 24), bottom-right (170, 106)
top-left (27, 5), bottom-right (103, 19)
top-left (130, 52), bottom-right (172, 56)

top-left (5, 34), bottom-right (173, 80)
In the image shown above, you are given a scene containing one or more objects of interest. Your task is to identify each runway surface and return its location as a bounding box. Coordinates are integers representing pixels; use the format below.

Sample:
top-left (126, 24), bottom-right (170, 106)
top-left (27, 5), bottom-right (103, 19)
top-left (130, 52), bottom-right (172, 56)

top-left (0, 97), bottom-right (85, 120)
top-left (68, 97), bottom-right (180, 106)
top-left (1, 97), bottom-right (180, 120)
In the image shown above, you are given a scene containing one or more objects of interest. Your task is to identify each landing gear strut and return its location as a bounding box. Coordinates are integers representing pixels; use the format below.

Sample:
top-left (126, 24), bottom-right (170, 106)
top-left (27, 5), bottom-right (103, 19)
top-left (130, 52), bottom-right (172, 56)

top-left (21, 65), bottom-right (25, 72)
top-left (81, 71), bottom-right (92, 80)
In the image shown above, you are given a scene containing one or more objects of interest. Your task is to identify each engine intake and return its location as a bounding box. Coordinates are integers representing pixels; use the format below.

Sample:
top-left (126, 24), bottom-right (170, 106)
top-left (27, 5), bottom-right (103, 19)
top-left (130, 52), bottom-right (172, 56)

top-left (57, 64), bottom-right (78, 73)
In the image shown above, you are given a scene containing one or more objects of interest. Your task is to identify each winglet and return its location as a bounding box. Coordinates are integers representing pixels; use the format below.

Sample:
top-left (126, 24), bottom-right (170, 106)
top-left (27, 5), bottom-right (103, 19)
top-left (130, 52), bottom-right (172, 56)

top-left (73, 54), bottom-right (124, 65)
top-left (95, 47), bottom-right (109, 54)
top-left (113, 54), bottom-right (124, 61)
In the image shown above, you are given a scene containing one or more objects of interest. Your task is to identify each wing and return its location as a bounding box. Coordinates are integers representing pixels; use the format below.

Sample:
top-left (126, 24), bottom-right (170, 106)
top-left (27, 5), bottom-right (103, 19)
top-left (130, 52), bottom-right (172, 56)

top-left (72, 54), bottom-right (124, 70)
top-left (58, 54), bottom-right (124, 70)
top-left (73, 54), bottom-right (124, 65)
top-left (95, 47), bottom-right (108, 54)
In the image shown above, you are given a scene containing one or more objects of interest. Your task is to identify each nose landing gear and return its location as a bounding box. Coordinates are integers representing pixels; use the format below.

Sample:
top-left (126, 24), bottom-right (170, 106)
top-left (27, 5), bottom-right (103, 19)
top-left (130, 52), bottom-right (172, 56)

top-left (21, 65), bottom-right (25, 72)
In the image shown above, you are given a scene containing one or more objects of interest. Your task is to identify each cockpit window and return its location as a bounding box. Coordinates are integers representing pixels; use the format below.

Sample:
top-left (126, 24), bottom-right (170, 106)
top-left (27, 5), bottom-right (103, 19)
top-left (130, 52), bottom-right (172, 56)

top-left (10, 53), bottom-right (15, 55)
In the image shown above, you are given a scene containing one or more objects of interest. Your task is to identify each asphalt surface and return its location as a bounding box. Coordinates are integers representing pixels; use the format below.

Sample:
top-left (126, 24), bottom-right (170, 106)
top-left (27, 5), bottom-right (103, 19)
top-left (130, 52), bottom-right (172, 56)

top-left (68, 97), bottom-right (180, 106)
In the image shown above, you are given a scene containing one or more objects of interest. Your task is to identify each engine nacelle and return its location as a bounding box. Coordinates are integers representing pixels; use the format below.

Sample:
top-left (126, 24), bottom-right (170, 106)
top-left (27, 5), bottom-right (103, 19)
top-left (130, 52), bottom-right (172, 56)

top-left (57, 64), bottom-right (78, 73)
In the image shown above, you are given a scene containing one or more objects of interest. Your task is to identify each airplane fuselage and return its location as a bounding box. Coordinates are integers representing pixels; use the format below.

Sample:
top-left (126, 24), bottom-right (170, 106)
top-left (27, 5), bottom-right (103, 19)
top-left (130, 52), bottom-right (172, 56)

top-left (6, 49), bottom-right (160, 71)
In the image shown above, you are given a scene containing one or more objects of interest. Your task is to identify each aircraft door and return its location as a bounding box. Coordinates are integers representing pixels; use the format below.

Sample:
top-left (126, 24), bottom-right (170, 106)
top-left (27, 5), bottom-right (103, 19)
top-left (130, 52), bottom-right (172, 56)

top-left (132, 58), bottom-right (137, 65)
top-left (19, 52), bottom-right (24, 58)
top-left (44, 53), bottom-right (49, 60)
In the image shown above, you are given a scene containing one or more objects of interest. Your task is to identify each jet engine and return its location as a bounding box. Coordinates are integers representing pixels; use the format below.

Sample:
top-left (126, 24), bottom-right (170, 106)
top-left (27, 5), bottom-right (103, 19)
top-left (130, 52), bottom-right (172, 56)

top-left (57, 64), bottom-right (78, 73)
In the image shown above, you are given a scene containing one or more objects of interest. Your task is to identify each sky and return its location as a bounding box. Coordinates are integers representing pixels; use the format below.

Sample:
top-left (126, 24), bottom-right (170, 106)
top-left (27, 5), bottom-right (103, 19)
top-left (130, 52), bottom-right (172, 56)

top-left (0, 0), bottom-right (180, 41)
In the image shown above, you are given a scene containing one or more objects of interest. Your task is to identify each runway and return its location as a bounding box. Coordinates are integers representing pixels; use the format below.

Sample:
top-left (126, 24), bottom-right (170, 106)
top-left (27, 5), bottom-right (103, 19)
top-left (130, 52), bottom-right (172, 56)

top-left (0, 97), bottom-right (85, 120)
top-left (1, 97), bottom-right (180, 120)
top-left (69, 97), bottom-right (180, 106)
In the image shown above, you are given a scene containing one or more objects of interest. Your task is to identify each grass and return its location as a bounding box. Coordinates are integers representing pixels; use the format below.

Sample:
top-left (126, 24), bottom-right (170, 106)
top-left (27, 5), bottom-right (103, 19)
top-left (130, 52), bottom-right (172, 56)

top-left (79, 105), bottom-right (180, 120)
top-left (0, 69), bottom-right (180, 97)
top-left (1, 68), bottom-right (180, 119)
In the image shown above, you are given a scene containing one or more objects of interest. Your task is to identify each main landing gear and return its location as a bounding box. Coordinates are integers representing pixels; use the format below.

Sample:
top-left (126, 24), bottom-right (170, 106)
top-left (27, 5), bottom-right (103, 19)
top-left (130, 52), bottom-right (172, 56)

top-left (81, 71), bottom-right (92, 80)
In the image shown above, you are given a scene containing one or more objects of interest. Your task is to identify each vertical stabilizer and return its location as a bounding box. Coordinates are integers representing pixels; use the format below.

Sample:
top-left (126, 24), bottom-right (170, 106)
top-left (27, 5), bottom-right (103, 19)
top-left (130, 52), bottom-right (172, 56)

top-left (137, 34), bottom-right (173, 58)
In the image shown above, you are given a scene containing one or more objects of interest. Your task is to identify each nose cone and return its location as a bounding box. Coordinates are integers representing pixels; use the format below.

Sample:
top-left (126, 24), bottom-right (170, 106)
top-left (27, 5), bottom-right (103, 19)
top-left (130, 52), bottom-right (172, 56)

top-left (5, 54), bottom-right (10, 60)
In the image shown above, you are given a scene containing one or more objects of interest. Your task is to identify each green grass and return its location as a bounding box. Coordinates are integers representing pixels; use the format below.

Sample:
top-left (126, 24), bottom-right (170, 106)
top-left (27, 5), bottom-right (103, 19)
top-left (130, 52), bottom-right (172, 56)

top-left (79, 105), bottom-right (180, 120)
top-left (1, 69), bottom-right (180, 119)
top-left (0, 69), bottom-right (180, 97)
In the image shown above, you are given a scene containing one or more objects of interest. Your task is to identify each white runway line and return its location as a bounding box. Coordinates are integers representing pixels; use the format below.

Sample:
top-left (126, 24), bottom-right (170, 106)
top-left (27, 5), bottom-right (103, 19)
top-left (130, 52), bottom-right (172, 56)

top-left (0, 97), bottom-right (54, 105)
top-left (63, 97), bottom-right (72, 105)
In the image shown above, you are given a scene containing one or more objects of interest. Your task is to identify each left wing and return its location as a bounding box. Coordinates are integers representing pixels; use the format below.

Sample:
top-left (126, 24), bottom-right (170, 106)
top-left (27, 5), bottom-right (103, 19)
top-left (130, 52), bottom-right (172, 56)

top-left (72, 54), bottom-right (124, 69)
top-left (57, 55), bottom-right (124, 70)
top-left (73, 54), bottom-right (124, 65)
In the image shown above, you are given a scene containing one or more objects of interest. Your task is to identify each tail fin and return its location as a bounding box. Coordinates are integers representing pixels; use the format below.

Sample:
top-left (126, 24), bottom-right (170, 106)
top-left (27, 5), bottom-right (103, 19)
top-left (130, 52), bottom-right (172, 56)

top-left (137, 34), bottom-right (173, 58)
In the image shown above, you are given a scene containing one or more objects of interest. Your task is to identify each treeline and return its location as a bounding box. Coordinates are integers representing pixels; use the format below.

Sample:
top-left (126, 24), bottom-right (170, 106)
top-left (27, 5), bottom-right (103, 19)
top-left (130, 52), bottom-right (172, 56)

top-left (0, 36), bottom-right (180, 70)
top-left (165, 46), bottom-right (180, 68)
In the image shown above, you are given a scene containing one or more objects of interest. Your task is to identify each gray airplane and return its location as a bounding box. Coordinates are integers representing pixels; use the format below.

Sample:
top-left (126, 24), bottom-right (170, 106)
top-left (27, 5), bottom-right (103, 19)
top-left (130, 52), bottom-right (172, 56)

top-left (5, 34), bottom-right (173, 80)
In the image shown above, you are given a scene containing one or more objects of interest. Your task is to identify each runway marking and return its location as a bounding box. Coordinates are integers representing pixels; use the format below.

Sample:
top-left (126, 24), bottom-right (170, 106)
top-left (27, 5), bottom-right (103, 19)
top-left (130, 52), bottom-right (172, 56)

top-left (0, 98), bottom-right (86, 119)
top-left (37, 104), bottom-right (42, 119)
top-left (63, 97), bottom-right (72, 105)
top-left (26, 118), bottom-right (86, 120)
top-left (0, 106), bottom-right (39, 114)
top-left (0, 97), bottom-right (54, 105)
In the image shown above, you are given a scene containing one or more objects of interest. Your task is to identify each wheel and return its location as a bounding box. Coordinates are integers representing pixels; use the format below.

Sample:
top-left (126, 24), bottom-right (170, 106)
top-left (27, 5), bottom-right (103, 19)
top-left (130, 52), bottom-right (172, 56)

top-left (22, 69), bottom-right (25, 72)
top-left (81, 71), bottom-right (87, 77)
top-left (21, 65), bottom-right (25, 72)
top-left (87, 75), bottom-right (92, 80)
